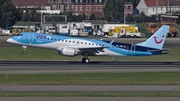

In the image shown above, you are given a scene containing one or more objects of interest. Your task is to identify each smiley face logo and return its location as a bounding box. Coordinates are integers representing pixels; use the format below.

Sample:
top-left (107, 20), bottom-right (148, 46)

top-left (153, 35), bottom-right (164, 44)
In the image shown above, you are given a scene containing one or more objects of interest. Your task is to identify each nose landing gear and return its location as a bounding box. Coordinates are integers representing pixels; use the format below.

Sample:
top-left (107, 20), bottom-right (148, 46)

top-left (22, 46), bottom-right (27, 54)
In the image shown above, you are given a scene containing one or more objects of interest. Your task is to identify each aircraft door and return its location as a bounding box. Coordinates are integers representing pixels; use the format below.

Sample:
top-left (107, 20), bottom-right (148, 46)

top-left (130, 43), bottom-right (136, 55)
top-left (28, 33), bottom-right (34, 44)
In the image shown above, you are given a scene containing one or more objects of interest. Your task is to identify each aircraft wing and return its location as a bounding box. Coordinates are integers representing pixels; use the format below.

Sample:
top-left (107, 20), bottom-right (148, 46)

top-left (77, 40), bottom-right (114, 55)
top-left (57, 40), bottom-right (114, 56)
top-left (78, 46), bottom-right (106, 55)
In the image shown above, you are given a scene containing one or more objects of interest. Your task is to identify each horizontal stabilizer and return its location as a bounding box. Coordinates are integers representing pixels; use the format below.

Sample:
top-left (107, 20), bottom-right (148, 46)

top-left (147, 49), bottom-right (169, 54)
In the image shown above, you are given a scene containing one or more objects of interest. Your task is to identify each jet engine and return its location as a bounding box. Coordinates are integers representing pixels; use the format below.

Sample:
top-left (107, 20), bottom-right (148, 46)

top-left (59, 48), bottom-right (78, 56)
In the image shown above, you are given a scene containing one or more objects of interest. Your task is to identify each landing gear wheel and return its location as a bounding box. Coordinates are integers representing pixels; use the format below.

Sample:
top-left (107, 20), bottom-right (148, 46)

top-left (22, 46), bottom-right (27, 54)
top-left (22, 51), bottom-right (26, 54)
top-left (82, 58), bottom-right (90, 63)
top-left (82, 53), bottom-right (90, 63)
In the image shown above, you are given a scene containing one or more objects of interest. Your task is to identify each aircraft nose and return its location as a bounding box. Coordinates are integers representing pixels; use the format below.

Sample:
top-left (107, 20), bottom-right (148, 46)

top-left (7, 38), bottom-right (13, 43)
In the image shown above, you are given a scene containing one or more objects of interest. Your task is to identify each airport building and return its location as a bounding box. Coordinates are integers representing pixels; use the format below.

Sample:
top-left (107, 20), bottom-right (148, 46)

top-left (11, 0), bottom-right (105, 16)
top-left (137, 0), bottom-right (180, 16)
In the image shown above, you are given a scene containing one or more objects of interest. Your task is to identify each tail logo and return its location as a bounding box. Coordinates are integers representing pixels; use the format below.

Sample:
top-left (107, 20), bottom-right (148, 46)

top-left (153, 35), bottom-right (164, 44)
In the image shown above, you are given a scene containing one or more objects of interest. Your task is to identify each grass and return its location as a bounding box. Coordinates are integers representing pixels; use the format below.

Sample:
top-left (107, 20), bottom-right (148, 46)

top-left (0, 92), bottom-right (180, 97)
top-left (0, 46), bottom-right (180, 61)
top-left (0, 72), bottom-right (180, 85)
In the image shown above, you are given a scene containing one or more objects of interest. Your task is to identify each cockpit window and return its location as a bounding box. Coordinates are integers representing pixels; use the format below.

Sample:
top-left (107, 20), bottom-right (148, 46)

top-left (16, 34), bottom-right (23, 36)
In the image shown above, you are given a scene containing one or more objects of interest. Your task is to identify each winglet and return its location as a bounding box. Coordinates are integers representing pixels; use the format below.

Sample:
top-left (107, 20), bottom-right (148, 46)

top-left (106, 40), bottom-right (114, 47)
top-left (110, 40), bottom-right (114, 45)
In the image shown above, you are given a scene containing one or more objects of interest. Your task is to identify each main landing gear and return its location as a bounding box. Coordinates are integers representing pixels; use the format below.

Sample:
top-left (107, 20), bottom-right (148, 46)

top-left (82, 53), bottom-right (90, 63)
top-left (22, 46), bottom-right (27, 54)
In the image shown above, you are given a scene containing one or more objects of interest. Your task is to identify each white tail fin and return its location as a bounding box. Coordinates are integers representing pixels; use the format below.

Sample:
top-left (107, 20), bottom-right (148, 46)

top-left (136, 25), bottom-right (170, 49)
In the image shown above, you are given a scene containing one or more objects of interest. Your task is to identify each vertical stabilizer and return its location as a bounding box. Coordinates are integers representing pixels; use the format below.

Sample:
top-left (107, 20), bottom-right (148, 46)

top-left (136, 25), bottom-right (170, 49)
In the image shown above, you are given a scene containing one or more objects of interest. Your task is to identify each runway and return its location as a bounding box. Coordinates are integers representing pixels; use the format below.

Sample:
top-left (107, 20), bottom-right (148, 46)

top-left (0, 61), bottom-right (180, 74)
top-left (0, 85), bottom-right (180, 92)
top-left (1, 97), bottom-right (180, 101)
top-left (0, 85), bottom-right (180, 101)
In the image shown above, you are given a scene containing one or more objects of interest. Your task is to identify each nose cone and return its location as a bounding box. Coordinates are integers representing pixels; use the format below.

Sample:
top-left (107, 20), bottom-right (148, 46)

top-left (7, 38), bottom-right (13, 43)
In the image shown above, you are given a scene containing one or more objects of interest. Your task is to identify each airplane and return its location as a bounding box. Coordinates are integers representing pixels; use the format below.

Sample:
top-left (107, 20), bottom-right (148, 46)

top-left (7, 25), bottom-right (170, 63)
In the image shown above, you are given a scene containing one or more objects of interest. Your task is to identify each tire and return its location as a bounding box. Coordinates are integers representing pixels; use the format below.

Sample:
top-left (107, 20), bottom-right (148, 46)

top-left (22, 51), bottom-right (26, 54)
top-left (174, 32), bottom-right (177, 37)
top-left (167, 33), bottom-right (170, 37)
top-left (82, 58), bottom-right (90, 63)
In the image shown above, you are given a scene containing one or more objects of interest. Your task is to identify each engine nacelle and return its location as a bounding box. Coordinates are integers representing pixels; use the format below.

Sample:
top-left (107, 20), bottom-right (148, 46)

top-left (59, 48), bottom-right (78, 56)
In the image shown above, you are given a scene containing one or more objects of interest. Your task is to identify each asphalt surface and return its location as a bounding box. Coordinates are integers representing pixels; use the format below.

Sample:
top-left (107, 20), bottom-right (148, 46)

top-left (1, 97), bottom-right (180, 101)
top-left (0, 61), bottom-right (180, 74)
top-left (0, 85), bottom-right (180, 92)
